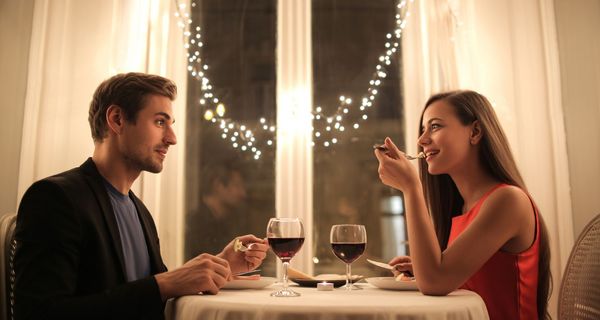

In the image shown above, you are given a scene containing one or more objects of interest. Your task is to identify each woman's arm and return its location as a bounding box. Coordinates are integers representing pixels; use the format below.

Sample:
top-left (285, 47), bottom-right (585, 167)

top-left (375, 138), bottom-right (534, 295)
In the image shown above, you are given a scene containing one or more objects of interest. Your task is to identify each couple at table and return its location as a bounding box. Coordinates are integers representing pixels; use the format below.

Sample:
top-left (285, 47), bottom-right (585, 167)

top-left (14, 73), bottom-right (550, 320)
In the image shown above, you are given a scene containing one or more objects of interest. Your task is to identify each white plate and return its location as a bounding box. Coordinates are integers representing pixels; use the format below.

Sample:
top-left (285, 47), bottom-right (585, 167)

top-left (365, 277), bottom-right (418, 291)
top-left (222, 277), bottom-right (277, 290)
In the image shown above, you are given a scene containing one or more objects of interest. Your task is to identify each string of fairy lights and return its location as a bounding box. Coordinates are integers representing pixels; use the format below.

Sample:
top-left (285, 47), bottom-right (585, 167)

top-left (173, 0), bottom-right (413, 159)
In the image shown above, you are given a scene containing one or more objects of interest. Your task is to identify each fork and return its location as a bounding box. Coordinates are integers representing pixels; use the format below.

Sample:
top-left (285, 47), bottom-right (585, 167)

top-left (373, 144), bottom-right (426, 160)
top-left (234, 238), bottom-right (257, 252)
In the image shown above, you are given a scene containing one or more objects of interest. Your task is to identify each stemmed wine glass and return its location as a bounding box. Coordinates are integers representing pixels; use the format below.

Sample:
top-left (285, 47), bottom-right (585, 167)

top-left (330, 224), bottom-right (367, 290)
top-left (267, 217), bottom-right (305, 297)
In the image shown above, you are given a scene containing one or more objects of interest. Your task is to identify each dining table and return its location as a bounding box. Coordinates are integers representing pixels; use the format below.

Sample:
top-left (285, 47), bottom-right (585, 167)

top-left (166, 280), bottom-right (489, 320)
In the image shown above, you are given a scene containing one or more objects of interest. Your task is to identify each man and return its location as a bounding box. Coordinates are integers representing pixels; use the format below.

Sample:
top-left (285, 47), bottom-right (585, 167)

top-left (14, 73), bottom-right (268, 319)
top-left (185, 162), bottom-right (248, 259)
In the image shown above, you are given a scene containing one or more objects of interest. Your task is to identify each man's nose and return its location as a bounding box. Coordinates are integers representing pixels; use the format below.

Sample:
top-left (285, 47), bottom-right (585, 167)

top-left (165, 126), bottom-right (177, 145)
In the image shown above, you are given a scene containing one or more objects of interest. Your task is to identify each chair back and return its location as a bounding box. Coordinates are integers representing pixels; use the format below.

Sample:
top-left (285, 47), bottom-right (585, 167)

top-left (0, 213), bottom-right (17, 320)
top-left (559, 213), bottom-right (600, 319)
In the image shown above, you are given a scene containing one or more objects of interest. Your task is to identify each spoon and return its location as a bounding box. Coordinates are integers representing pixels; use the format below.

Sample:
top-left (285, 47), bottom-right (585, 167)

top-left (372, 144), bottom-right (426, 160)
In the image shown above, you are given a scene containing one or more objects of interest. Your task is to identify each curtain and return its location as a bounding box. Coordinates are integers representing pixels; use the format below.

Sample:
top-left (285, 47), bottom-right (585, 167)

top-left (401, 0), bottom-right (573, 317)
top-left (17, 0), bottom-right (188, 268)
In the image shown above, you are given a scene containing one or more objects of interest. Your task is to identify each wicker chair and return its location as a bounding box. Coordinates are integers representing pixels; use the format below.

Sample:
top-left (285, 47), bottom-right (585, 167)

top-left (559, 213), bottom-right (600, 319)
top-left (0, 213), bottom-right (16, 320)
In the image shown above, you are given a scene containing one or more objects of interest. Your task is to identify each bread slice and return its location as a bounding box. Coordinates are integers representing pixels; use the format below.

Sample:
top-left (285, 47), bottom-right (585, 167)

top-left (287, 266), bottom-right (315, 279)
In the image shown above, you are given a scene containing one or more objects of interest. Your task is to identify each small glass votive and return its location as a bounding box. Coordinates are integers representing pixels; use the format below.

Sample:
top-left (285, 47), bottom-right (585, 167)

top-left (317, 281), bottom-right (334, 291)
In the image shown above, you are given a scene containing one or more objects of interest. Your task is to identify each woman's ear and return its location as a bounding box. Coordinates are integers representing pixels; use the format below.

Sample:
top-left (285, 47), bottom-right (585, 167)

top-left (470, 120), bottom-right (483, 145)
top-left (106, 105), bottom-right (124, 135)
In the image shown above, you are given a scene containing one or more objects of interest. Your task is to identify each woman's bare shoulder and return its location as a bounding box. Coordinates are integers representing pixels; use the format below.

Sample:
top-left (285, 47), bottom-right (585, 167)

top-left (481, 185), bottom-right (533, 221)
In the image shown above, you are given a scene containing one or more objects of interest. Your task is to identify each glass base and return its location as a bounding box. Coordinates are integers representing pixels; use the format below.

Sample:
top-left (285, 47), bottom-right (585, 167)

top-left (270, 288), bottom-right (301, 297)
top-left (340, 283), bottom-right (362, 290)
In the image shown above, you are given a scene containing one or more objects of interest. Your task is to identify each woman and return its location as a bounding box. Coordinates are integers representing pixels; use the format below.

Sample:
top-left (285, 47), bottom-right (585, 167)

top-left (374, 90), bottom-right (551, 320)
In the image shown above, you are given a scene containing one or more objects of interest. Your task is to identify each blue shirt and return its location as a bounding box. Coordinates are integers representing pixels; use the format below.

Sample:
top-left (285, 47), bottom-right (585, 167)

top-left (103, 180), bottom-right (151, 282)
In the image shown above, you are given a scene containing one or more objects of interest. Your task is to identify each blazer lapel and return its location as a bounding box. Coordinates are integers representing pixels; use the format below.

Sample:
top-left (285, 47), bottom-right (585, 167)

top-left (79, 159), bottom-right (128, 278)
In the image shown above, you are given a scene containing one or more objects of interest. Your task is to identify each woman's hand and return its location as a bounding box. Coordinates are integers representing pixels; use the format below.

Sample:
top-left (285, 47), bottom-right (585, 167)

top-left (389, 256), bottom-right (413, 277)
top-left (373, 137), bottom-right (421, 192)
top-left (218, 234), bottom-right (268, 275)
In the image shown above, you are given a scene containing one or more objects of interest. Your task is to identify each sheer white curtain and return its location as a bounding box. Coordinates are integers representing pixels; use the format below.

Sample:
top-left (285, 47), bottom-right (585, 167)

top-left (17, 0), bottom-right (188, 268)
top-left (402, 0), bottom-right (573, 317)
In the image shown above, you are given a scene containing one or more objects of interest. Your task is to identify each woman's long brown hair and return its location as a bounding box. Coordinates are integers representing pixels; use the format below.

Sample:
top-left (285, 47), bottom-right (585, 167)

top-left (417, 90), bottom-right (551, 319)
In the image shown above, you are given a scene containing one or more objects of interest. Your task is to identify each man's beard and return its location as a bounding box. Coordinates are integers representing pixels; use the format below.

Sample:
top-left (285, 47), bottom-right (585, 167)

top-left (125, 150), bottom-right (164, 174)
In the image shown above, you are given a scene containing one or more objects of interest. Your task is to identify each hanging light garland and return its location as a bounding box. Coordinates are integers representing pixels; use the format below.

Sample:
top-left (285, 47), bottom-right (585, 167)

top-left (173, 0), bottom-right (413, 159)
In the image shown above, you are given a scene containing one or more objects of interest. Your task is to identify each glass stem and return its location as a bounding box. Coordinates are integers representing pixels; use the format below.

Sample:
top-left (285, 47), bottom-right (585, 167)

top-left (346, 263), bottom-right (351, 289)
top-left (283, 261), bottom-right (289, 290)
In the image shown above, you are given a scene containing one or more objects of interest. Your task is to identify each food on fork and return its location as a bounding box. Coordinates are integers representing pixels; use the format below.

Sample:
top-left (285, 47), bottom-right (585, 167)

top-left (234, 238), bottom-right (249, 252)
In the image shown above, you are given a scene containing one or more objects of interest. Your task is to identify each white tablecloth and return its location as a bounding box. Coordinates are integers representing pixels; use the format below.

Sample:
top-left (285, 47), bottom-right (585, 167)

top-left (167, 283), bottom-right (489, 320)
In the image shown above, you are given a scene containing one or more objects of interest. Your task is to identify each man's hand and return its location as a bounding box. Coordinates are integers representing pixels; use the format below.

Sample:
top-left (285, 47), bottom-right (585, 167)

top-left (155, 253), bottom-right (231, 300)
top-left (218, 234), bottom-right (268, 275)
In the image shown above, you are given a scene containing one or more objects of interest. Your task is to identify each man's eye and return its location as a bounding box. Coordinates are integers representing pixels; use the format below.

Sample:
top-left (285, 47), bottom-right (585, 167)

top-left (156, 120), bottom-right (165, 126)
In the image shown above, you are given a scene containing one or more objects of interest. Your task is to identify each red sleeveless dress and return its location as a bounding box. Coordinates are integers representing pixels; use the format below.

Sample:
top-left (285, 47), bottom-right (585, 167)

top-left (448, 184), bottom-right (540, 320)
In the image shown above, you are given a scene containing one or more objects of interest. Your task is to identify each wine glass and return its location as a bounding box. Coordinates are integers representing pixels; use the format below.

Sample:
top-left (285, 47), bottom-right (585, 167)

top-left (330, 224), bottom-right (367, 290)
top-left (267, 217), bottom-right (305, 297)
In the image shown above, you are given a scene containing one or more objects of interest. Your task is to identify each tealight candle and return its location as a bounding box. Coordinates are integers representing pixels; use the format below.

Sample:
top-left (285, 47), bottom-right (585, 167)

top-left (317, 282), bottom-right (334, 291)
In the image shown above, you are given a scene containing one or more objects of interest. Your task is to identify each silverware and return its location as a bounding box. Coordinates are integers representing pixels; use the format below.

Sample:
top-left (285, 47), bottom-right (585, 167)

top-left (235, 269), bottom-right (262, 276)
top-left (367, 259), bottom-right (414, 277)
top-left (367, 259), bottom-right (394, 270)
top-left (372, 144), bottom-right (426, 160)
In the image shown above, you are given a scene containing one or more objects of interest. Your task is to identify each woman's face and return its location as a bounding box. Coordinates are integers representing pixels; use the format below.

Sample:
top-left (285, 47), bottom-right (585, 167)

top-left (418, 100), bottom-right (475, 175)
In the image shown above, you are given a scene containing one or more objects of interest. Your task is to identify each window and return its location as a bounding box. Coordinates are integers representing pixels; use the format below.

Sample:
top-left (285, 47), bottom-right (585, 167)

top-left (184, 0), bottom-right (277, 275)
top-left (312, 0), bottom-right (406, 276)
top-left (184, 0), bottom-right (406, 278)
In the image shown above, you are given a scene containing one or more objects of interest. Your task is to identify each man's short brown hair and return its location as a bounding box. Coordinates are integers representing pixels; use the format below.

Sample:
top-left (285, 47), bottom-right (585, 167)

top-left (88, 72), bottom-right (177, 141)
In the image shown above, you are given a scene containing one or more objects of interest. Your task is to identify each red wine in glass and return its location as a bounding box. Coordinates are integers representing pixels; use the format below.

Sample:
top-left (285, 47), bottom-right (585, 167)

top-left (331, 242), bottom-right (366, 264)
top-left (330, 224), bottom-right (367, 290)
top-left (268, 237), bottom-right (305, 262)
top-left (266, 218), bottom-right (304, 297)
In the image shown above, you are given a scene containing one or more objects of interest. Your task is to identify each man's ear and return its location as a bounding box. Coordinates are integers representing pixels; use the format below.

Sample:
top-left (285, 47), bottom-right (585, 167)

top-left (470, 120), bottom-right (483, 145)
top-left (106, 105), bottom-right (125, 135)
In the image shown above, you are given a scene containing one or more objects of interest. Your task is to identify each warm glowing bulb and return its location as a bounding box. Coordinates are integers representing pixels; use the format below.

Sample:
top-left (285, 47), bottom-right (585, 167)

top-left (215, 103), bottom-right (225, 116)
top-left (203, 109), bottom-right (214, 121)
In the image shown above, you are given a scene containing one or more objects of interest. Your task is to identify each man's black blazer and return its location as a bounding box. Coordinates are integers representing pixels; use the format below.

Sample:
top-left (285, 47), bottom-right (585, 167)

top-left (14, 158), bottom-right (168, 320)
